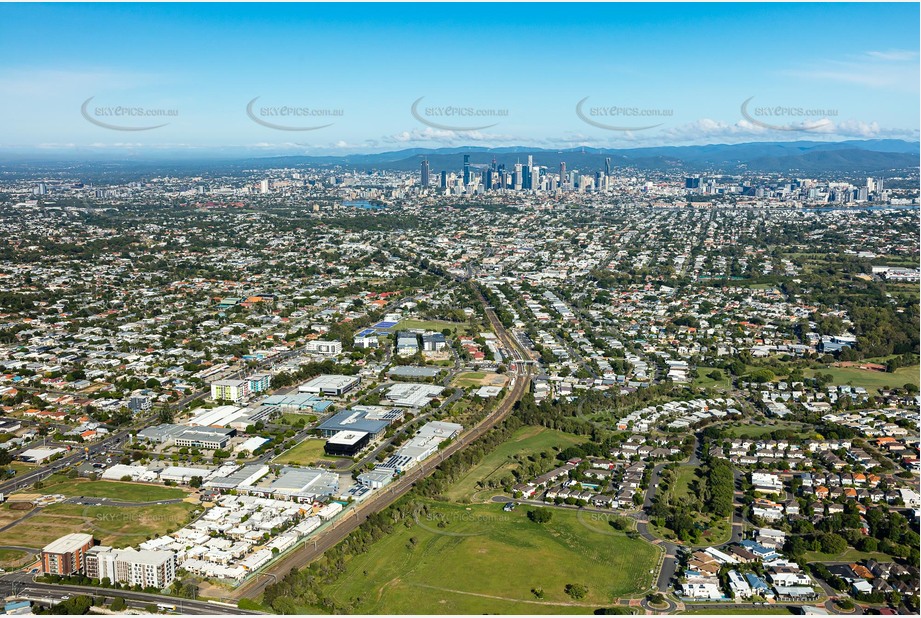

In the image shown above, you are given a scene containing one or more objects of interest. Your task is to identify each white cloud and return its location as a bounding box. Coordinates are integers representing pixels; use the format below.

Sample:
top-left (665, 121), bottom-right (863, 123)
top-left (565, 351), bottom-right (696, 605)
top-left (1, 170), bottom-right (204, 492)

top-left (781, 50), bottom-right (920, 90)
top-left (865, 50), bottom-right (918, 62)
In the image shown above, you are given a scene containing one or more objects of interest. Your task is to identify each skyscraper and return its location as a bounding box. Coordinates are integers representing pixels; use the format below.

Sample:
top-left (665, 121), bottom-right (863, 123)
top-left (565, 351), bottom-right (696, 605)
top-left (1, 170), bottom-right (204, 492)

top-left (463, 155), bottom-right (470, 186)
top-left (559, 162), bottom-right (567, 188)
top-left (440, 170), bottom-right (448, 189)
top-left (604, 157), bottom-right (612, 176)
top-left (420, 159), bottom-right (430, 187)
top-left (524, 155), bottom-right (533, 190)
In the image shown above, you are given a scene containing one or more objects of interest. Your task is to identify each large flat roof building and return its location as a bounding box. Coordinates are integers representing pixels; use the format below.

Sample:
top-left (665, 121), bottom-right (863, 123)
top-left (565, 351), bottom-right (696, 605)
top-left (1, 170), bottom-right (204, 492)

top-left (205, 464), bottom-right (270, 491)
top-left (324, 431), bottom-right (370, 457)
top-left (137, 424), bottom-right (235, 449)
top-left (298, 374), bottom-right (360, 397)
top-left (385, 383), bottom-right (444, 407)
top-left (317, 409), bottom-right (391, 438)
top-left (263, 467), bottom-right (339, 502)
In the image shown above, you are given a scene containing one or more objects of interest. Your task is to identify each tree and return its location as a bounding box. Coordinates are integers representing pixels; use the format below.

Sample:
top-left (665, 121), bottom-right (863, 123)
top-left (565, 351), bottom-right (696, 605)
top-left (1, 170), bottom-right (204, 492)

top-left (748, 368), bottom-right (775, 384)
top-left (110, 597), bottom-right (127, 611)
top-left (820, 532), bottom-right (848, 554)
top-left (527, 507), bottom-right (553, 524)
top-left (565, 583), bottom-right (588, 599)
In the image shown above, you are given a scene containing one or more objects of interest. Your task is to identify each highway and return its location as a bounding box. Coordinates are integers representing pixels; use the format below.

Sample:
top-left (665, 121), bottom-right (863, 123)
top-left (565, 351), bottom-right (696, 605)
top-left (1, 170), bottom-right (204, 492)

top-left (0, 577), bottom-right (260, 615)
top-left (231, 288), bottom-right (532, 602)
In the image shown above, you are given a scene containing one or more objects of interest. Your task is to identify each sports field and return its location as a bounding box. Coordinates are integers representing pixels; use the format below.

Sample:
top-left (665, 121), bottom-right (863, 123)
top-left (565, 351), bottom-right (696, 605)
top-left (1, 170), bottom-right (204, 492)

top-left (325, 501), bottom-right (659, 614)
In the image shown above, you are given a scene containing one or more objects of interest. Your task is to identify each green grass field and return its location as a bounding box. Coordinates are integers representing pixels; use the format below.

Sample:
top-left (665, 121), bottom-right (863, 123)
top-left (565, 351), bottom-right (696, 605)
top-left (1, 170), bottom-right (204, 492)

top-left (278, 413), bottom-right (318, 427)
top-left (273, 438), bottom-right (330, 466)
top-left (0, 502), bottom-right (197, 549)
top-left (324, 501), bottom-right (659, 614)
top-left (803, 547), bottom-right (894, 563)
top-left (7, 462), bottom-right (37, 477)
top-left (805, 365), bottom-right (920, 394)
top-left (693, 367), bottom-right (731, 390)
top-left (672, 466), bottom-right (701, 502)
top-left (0, 548), bottom-right (32, 568)
top-left (453, 371), bottom-right (487, 387)
top-left (443, 426), bottom-right (585, 502)
top-left (31, 477), bottom-right (188, 502)
top-left (397, 319), bottom-right (466, 335)
top-left (721, 420), bottom-right (814, 439)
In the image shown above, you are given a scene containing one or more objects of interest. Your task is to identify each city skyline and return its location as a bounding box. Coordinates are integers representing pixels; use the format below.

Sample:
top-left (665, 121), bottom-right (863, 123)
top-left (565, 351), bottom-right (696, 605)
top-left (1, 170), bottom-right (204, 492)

top-left (0, 2), bottom-right (919, 158)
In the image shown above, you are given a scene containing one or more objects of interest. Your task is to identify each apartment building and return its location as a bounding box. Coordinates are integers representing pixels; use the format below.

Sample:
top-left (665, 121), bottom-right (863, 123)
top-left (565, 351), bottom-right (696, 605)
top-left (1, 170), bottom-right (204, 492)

top-left (41, 533), bottom-right (95, 576)
top-left (86, 546), bottom-right (177, 588)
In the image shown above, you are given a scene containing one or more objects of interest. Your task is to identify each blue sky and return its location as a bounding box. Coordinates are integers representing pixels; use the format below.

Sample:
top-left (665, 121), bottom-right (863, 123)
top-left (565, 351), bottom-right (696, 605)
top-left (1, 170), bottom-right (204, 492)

top-left (0, 2), bottom-right (918, 157)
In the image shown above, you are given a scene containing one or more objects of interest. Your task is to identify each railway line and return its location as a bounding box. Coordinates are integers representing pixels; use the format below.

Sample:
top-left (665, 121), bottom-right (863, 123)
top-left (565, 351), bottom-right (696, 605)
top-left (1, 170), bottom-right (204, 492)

top-left (232, 289), bottom-right (532, 602)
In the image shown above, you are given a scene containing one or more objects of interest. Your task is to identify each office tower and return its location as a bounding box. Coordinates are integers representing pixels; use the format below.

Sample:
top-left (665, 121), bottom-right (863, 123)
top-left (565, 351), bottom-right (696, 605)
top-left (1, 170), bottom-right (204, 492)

top-left (260, 179), bottom-right (270, 194)
top-left (420, 159), bottom-right (430, 187)
top-left (559, 162), bottom-right (567, 188)
top-left (513, 162), bottom-right (523, 190)
top-left (604, 157), bottom-right (612, 176)
top-left (440, 170), bottom-right (447, 189)
top-left (685, 176), bottom-right (700, 190)
top-left (463, 154), bottom-right (470, 185)
top-left (36, 182), bottom-right (48, 196)
top-left (491, 156), bottom-right (497, 171)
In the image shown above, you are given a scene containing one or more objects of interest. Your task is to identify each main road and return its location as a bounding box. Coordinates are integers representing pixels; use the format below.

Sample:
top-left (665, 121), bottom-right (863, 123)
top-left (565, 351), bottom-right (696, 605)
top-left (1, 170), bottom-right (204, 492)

top-left (0, 576), bottom-right (260, 615)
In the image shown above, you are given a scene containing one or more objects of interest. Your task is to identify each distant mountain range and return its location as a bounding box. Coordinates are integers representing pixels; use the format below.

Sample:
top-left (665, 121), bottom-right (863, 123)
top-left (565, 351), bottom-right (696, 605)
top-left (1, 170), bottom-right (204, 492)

top-left (253, 139), bottom-right (919, 174)
top-left (1, 140), bottom-right (917, 180)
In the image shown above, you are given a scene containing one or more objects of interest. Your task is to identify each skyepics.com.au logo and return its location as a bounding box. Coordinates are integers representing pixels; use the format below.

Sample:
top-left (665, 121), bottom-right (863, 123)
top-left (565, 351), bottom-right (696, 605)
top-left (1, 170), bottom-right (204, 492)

top-left (575, 509), bottom-right (637, 537)
top-left (411, 508), bottom-right (513, 537)
top-left (81, 97), bottom-right (178, 131)
top-left (411, 97), bottom-right (509, 132)
top-left (82, 505), bottom-right (189, 538)
top-left (740, 96), bottom-right (837, 132)
top-left (576, 97), bottom-right (672, 131)
top-left (246, 97), bottom-right (343, 131)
